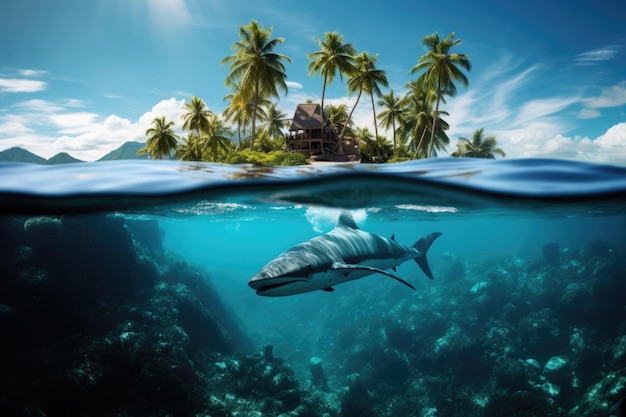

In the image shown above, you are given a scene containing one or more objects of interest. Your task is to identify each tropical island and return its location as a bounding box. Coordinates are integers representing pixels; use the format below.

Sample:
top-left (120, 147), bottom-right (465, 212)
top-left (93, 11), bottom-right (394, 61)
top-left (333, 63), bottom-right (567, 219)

top-left (138, 20), bottom-right (505, 166)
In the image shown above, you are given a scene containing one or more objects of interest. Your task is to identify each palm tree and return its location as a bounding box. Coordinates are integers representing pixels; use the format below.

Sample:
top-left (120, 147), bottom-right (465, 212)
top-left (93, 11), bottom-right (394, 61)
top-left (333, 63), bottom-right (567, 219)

top-left (221, 20), bottom-right (291, 151)
top-left (377, 89), bottom-right (404, 151)
top-left (138, 116), bottom-right (179, 160)
top-left (343, 52), bottom-right (388, 139)
top-left (260, 102), bottom-right (288, 139)
top-left (223, 81), bottom-right (271, 148)
top-left (181, 96), bottom-right (213, 135)
top-left (307, 32), bottom-right (356, 132)
top-left (175, 133), bottom-right (204, 161)
top-left (411, 32), bottom-right (471, 157)
top-left (325, 103), bottom-right (353, 138)
top-left (400, 80), bottom-right (436, 158)
top-left (222, 81), bottom-right (248, 147)
top-left (451, 128), bottom-right (506, 159)
top-left (200, 115), bottom-right (234, 162)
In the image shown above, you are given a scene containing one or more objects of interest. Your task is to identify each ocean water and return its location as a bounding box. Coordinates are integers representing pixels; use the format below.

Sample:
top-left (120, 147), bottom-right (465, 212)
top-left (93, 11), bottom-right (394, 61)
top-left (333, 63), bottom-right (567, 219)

top-left (1, 158), bottom-right (626, 417)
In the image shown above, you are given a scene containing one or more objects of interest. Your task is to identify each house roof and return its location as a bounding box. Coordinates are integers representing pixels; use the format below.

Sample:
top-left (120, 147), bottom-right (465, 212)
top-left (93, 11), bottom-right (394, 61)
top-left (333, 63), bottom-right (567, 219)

top-left (289, 103), bottom-right (325, 131)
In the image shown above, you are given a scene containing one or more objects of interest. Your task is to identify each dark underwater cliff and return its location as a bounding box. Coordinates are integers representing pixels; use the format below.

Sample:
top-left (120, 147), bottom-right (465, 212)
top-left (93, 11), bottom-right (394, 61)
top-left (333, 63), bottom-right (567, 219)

top-left (0, 214), bottom-right (337, 417)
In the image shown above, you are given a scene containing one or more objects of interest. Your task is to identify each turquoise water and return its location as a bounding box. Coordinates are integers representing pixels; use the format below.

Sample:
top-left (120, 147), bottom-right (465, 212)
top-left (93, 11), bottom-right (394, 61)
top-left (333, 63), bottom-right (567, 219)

top-left (1, 158), bottom-right (626, 416)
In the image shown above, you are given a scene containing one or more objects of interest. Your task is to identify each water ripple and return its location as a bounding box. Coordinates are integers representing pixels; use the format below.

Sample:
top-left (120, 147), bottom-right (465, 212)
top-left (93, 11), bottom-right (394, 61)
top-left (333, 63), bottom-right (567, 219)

top-left (1, 158), bottom-right (625, 215)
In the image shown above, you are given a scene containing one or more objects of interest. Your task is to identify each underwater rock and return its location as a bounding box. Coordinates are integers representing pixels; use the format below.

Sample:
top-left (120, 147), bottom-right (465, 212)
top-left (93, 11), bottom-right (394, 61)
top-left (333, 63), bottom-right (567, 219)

top-left (543, 355), bottom-right (571, 383)
top-left (484, 389), bottom-right (551, 417)
top-left (125, 218), bottom-right (165, 261)
top-left (310, 357), bottom-right (329, 391)
top-left (264, 344), bottom-right (275, 362)
top-left (493, 359), bottom-right (529, 392)
top-left (470, 281), bottom-right (488, 294)
top-left (524, 358), bottom-right (542, 374)
top-left (569, 369), bottom-right (626, 416)
top-left (613, 335), bottom-right (626, 368)
top-left (541, 381), bottom-right (561, 396)
top-left (341, 374), bottom-right (375, 417)
top-left (0, 214), bottom-right (268, 417)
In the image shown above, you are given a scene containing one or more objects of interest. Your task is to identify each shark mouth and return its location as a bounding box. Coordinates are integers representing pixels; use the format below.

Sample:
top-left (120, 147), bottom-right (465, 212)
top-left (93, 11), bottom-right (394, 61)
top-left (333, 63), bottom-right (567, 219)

top-left (253, 278), bottom-right (307, 295)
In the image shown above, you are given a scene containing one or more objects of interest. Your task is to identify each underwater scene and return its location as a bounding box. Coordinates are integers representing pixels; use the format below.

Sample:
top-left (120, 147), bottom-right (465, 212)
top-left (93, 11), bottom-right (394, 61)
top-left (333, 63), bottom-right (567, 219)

top-left (1, 158), bottom-right (626, 417)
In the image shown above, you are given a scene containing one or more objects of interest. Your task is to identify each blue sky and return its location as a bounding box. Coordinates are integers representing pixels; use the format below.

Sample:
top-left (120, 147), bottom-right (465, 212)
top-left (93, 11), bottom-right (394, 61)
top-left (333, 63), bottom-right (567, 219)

top-left (1, 0), bottom-right (625, 163)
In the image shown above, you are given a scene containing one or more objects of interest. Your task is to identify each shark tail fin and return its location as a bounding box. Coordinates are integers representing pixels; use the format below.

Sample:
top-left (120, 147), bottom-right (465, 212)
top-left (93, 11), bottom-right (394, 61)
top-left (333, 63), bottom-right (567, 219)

top-left (413, 232), bottom-right (442, 280)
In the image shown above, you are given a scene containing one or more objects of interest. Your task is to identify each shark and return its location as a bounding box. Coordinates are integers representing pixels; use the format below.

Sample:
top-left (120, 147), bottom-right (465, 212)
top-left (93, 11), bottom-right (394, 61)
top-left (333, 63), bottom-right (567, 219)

top-left (248, 212), bottom-right (441, 296)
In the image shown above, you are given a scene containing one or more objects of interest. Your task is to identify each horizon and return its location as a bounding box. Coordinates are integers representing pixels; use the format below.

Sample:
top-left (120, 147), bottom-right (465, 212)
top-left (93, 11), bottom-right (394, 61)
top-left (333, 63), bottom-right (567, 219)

top-left (1, 0), bottom-right (625, 164)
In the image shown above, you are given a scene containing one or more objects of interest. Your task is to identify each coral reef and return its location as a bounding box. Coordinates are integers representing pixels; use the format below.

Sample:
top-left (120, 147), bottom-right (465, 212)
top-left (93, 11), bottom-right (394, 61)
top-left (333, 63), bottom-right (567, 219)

top-left (2, 212), bottom-right (625, 417)
top-left (0, 214), bottom-right (339, 417)
top-left (246, 236), bottom-right (626, 417)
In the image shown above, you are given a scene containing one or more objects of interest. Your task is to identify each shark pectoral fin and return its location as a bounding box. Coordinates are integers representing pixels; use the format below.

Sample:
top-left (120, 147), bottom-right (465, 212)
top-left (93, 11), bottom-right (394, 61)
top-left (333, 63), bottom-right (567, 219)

top-left (321, 287), bottom-right (335, 292)
top-left (331, 262), bottom-right (416, 291)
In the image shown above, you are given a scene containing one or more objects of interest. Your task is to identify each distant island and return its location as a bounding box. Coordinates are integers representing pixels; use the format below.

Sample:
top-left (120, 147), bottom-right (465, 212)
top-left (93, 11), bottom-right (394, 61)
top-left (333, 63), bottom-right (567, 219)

top-left (0, 142), bottom-right (149, 164)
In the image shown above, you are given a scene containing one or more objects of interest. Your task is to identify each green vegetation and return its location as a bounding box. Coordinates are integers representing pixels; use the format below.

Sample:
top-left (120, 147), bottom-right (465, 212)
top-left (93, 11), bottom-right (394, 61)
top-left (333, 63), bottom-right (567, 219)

top-left (377, 90), bottom-right (404, 151)
top-left (345, 52), bottom-right (389, 139)
top-left (220, 20), bottom-right (292, 151)
top-left (411, 32), bottom-right (471, 158)
top-left (137, 22), bottom-right (507, 165)
top-left (308, 32), bottom-right (356, 133)
top-left (138, 116), bottom-right (180, 160)
top-left (224, 149), bottom-right (307, 166)
top-left (451, 128), bottom-right (506, 159)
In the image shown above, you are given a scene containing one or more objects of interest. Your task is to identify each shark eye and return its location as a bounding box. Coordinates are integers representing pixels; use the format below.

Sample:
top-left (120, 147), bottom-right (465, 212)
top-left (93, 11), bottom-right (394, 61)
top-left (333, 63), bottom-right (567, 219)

top-left (306, 263), bottom-right (312, 270)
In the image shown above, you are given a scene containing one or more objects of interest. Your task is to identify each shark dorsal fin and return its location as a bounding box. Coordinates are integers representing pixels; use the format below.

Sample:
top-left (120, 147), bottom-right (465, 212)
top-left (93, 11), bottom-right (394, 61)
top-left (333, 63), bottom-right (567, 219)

top-left (337, 212), bottom-right (359, 229)
top-left (391, 234), bottom-right (396, 241)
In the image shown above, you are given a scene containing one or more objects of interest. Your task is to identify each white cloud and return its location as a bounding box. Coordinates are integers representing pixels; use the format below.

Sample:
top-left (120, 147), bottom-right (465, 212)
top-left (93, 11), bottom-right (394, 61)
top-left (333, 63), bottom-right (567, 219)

top-left (575, 46), bottom-right (620, 65)
top-left (512, 96), bottom-right (580, 127)
top-left (50, 112), bottom-right (100, 134)
top-left (584, 81), bottom-right (626, 108)
top-left (577, 108), bottom-right (601, 119)
top-left (492, 123), bottom-right (626, 166)
top-left (0, 78), bottom-right (47, 93)
top-left (441, 60), bottom-right (626, 166)
top-left (285, 81), bottom-right (304, 90)
top-left (15, 99), bottom-right (64, 113)
top-left (18, 69), bottom-right (48, 77)
top-left (0, 98), bottom-right (186, 161)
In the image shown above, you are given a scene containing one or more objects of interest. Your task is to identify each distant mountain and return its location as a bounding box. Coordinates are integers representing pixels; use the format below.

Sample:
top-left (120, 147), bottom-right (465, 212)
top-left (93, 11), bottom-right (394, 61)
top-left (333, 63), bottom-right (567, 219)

top-left (0, 147), bottom-right (47, 164)
top-left (47, 152), bottom-right (84, 164)
top-left (0, 141), bottom-right (149, 164)
top-left (97, 141), bottom-right (148, 161)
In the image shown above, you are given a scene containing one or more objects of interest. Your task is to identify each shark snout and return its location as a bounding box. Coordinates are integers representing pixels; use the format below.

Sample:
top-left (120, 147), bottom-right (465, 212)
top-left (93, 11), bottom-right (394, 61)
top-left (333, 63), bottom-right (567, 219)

top-left (248, 274), bottom-right (304, 290)
top-left (248, 269), bottom-right (312, 296)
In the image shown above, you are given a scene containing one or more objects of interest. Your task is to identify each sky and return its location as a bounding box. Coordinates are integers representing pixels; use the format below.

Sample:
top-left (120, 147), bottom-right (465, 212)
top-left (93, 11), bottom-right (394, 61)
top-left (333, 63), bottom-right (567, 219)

top-left (1, 0), bottom-right (625, 164)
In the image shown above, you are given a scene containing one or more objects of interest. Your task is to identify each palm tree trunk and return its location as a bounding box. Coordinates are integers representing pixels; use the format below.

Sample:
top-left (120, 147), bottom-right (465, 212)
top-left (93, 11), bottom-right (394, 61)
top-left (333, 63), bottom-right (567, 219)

top-left (250, 82), bottom-right (259, 151)
top-left (237, 122), bottom-right (241, 150)
top-left (340, 89), bottom-right (363, 139)
top-left (414, 127), bottom-right (428, 159)
top-left (321, 75), bottom-right (328, 137)
top-left (428, 89), bottom-right (442, 158)
top-left (370, 92), bottom-right (378, 139)
top-left (391, 120), bottom-right (396, 151)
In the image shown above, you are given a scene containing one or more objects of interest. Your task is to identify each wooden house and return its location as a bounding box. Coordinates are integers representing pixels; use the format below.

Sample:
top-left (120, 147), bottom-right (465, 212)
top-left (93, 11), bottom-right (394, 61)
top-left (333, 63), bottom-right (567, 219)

top-left (286, 103), bottom-right (359, 161)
